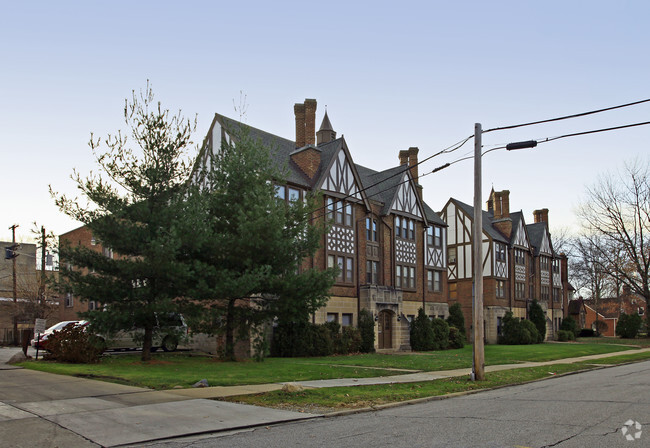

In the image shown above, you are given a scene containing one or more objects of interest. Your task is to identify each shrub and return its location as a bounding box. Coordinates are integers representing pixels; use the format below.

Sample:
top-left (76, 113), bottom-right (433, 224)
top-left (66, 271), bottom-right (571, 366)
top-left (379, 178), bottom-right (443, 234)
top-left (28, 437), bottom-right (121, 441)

top-left (310, 323), bottom-right (335, 356)
top-left (499, 312), bottom-right (539, 345)
top-left (446, 303), bottom-right (466, 338)
top-left (557, 330), bottom-right (574, 342)
top-left (271, 321), bottom-right (311, 357)
top-left (520, 320), bottom-right (540, 345)
top-left (578, 328), bottom-right (595, 337)
top-left (431, 318), bottom-right (450, 350)
top-left (44, 325), bottom-right (103, 363)
top-left (358, 308), bottom-right (376, 353)
top-left (410, 308), bottom-right (434, 351)
top-left (334, 326), bottom-right (362, 354)
top-left (560, 316), bottom-right (579, 339)
top-left (528, 299), bottom-right (546, 343)
top-left (616, 312), bottom-right (643, 339)
top-left (448, 326), bottom-right (465, 349)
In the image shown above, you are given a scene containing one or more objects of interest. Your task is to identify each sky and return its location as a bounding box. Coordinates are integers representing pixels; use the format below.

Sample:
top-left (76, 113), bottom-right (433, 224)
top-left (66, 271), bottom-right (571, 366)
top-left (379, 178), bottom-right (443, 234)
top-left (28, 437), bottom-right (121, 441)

top-left (1, 0), bottom-right (649, 244)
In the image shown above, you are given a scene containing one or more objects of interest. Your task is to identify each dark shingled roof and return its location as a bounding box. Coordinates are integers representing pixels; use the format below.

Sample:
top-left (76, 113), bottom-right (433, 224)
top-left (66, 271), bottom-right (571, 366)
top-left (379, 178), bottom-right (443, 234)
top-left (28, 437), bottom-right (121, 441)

top-left (527, 222), bottom-right (549, 256)
top-left (202, 113), bottom-right (446, 226)
top-left (450, 198), bottom-right (509, 243)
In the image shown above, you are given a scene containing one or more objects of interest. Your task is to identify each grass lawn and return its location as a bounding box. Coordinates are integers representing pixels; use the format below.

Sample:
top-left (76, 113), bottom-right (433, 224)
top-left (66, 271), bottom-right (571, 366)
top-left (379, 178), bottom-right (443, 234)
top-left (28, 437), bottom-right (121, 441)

top-left (19, 355), bottom-right (397, 390)
top-left (19, 342), bottom-right (636, 390)
top-left (228, 350), bottom-right (650, 412)
top-left (226, 364), bottom-right (590, 412)
top-left (295, 342), bottom-right (635, 371)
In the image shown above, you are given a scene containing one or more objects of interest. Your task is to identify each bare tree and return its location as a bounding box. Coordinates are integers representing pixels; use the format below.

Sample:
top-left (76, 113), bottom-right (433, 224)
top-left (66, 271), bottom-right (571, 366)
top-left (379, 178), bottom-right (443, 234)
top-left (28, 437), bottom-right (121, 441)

top-left (577, 158), bottom-right (650, 318)
top-left (570, 234), bottom-right (612, 334)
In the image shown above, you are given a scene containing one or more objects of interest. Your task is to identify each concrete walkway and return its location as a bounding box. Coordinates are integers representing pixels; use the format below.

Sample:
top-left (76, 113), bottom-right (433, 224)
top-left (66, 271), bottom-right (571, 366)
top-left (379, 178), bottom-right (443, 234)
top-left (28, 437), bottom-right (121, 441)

top-left (1, 345), bottom-right (648, 447)
top-left (0, 348), bottom-right (318, 447)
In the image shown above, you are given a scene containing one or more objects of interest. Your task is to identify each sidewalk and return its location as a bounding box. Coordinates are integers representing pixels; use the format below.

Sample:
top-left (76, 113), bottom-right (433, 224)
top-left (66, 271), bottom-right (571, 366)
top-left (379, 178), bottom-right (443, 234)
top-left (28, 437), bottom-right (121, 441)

top-left (0, 347), bottom-right (319, 448)
top-left (1, 345), bottom-right (648, 447)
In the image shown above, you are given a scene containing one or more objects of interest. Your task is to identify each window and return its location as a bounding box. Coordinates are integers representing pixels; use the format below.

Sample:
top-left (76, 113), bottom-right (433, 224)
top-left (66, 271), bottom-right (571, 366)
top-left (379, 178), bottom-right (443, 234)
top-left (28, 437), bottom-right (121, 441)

top-left (366, 218), bottom-right (378, 241)
top-left (88, 300), bottom-right (97, 311)
top-left (326, 197), bottom-right (334, 220)
top-left (103, 247), bottom-right (113, 259)
top-left (427, 270), bottom-right (442, 292)
top-left (332, 255), bottom-right (354, 283)
top-left (366, 260), bottom-right (379, 284)
top-left (90, 236), bottom-right (97, 246)
top-left (540, 256), bottom-right (550, 271)
top-left (434, 227), bottom-right (442, 247)
top-left (448, 247), bottom-right (457, 264)
top-left (515, 248), bottom-right (526, 265)
top-left (496, 280), bottom-right (506, 298)
top-left (552, 259), bottom-right (560, 274)
top-left (553, 287), bottom-right (561, 302)
top-left (395, 216), bottom-right (415, 241)
top-left (496, 243), bottom-right (507, 262)
top-left (541, 286), bottom-right (549, 301)
top-left (275, 185), bottom-right (302, 203)
top-left (327, 313), bottom-right (338, 323)
top-left (327, 197), bottom-right (353, 227)
top-left (65, 293), bottom-right (74, 308)
top-left (342, 313), bottom-right (353, 326)
top-left (397, 265), bottom-right (415, 289)
top-left (288, 187), bottom-right (300, 202)
top-left (515, 282), bottom-right (525, 299)
top-left (497, 317), bottom-right (503, 336)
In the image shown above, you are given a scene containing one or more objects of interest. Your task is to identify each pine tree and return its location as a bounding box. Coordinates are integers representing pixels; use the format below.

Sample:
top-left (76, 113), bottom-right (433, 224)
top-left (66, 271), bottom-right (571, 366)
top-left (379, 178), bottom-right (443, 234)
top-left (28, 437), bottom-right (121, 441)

top-left (184, 127), bottom-right (335, 360)
top-left (53, 83), bottom-right (196, 361)
top-left (528, 299), bottom-right (547, 343)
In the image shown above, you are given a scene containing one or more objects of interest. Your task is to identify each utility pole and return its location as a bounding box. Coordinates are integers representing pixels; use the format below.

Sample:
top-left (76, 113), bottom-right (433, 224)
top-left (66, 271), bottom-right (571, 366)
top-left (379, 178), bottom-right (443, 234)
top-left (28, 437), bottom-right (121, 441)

top-left (472, 124), bottom-right (485, 381)
top-left (39, 226), bottom-right (47, 312)
top-left (9, 224), bottom-right (18, 346)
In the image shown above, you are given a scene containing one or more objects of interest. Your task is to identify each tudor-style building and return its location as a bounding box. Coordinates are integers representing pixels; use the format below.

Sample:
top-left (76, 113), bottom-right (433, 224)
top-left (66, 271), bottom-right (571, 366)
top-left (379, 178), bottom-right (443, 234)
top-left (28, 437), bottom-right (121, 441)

top-left (196, 99), bottom-right (449, 351)
top-left (441, 189), bottom-right (569, 343)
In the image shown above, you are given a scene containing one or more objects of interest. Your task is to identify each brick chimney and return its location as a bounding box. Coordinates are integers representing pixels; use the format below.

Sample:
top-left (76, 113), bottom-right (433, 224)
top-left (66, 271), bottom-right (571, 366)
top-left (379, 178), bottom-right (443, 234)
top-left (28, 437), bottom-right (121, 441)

top-left (533, 208), bottom-right (549, 226)
top-left (294, 102), bottom-right (306, 148)
top-left (304, 99), bottom-right (317, 146)
top-left (398, 148), bottom-right (423, 199)
top-left (398, 150), bottom-right (409, 166)
top-left (492, 190), bottom-right (512, 238)
top-left (408, 147), bottom-right (419, 183)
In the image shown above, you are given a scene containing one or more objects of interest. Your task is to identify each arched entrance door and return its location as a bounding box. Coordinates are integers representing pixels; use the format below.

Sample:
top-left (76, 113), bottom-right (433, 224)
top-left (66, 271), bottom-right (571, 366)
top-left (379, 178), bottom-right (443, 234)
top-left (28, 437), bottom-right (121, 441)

top-left (378, 310), bottom-right (393, 349)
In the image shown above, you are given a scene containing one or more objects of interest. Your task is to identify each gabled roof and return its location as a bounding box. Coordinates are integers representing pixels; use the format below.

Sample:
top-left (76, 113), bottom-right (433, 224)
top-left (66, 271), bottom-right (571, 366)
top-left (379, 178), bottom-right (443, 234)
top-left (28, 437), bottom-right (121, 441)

top-left (510, 211), bottom-right (531, 249)
top-left (527, 222), bottom-right (552, 256)
top-left (199, 112), bottom-right (446, 226)
top-left (199, 113), bottom-right (313, 188)
top-left (449, 198), bottom-right (509, 243)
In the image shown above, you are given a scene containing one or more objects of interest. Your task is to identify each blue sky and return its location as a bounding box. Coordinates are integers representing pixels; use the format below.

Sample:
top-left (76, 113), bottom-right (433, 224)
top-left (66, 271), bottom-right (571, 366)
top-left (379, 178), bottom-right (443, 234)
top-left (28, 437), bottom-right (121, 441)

top-left (1, 0), bottom-right (649, 243)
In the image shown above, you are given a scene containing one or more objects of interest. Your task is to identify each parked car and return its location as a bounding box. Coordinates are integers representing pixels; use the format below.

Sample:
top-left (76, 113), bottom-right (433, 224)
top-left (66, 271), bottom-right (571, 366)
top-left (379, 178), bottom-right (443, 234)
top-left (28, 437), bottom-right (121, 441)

top-left (31, 320), bottom-right (80, 350)
top-left (93, 313), bottom-right (188, 352)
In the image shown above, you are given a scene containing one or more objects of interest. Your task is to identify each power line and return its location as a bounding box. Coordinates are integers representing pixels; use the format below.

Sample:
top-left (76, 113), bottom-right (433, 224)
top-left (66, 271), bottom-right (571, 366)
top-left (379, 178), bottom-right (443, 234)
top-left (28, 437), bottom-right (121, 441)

top-left (484, 98), bottom-right (650, 133)
top-left (537, 120), bottom-right (650, 144)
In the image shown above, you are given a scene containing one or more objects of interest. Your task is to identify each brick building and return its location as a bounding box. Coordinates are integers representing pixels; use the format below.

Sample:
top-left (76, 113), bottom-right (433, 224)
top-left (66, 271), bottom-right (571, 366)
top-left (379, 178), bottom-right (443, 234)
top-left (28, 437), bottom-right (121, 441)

top-left (195, 99), bottom-right (449, 350)
top-left (440, 189), bottom-right (570, 343)
top-left (58, 225), bottom-right (108, 321)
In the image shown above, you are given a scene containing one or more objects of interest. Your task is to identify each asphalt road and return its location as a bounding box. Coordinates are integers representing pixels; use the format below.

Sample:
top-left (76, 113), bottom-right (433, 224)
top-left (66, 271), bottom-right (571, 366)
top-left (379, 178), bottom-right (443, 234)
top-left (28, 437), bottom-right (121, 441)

top-left (135, 360), bottom-right (650, 448)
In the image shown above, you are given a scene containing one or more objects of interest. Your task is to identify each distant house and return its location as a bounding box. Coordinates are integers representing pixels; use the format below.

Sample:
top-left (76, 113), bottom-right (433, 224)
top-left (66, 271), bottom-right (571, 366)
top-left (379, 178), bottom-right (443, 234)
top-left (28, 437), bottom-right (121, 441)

top-left (576, 286), bottom-right (646, 336)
